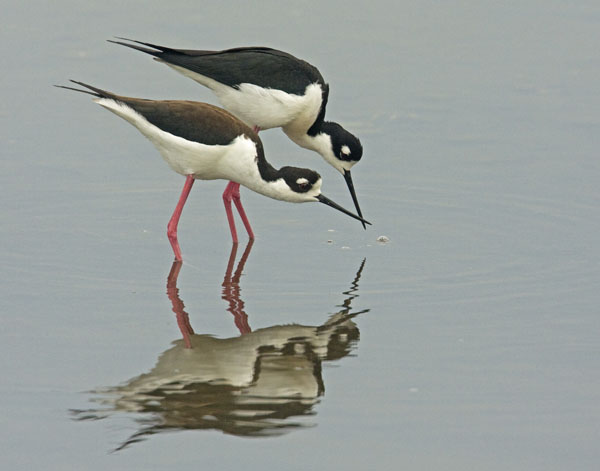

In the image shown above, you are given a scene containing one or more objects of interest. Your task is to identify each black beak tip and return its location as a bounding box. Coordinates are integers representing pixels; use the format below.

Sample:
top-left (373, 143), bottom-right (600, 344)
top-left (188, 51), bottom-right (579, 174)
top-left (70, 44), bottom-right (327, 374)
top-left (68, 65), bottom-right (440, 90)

top-left (317, 194), bottom-right (371, 226)
top-left (342, 170), bottom-right (367, 230)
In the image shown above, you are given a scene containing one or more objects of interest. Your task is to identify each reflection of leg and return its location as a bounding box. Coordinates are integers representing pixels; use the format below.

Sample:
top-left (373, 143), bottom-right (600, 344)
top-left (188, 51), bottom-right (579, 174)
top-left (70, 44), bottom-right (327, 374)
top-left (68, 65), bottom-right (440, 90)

top-left (233, 239), bottom-right (254, 282)
top-left (167, 260), bottom-right (194, 349)
top-left (167, 175), bottom-right (195, 261)
top-left (233, 239), bottom-right (254, 334)
top-left (222, 181), bottom-right (239, 244)
top-left (223, 242), bottom-right (239, 281)
top-left (222, 241), bottom-right (253, 335)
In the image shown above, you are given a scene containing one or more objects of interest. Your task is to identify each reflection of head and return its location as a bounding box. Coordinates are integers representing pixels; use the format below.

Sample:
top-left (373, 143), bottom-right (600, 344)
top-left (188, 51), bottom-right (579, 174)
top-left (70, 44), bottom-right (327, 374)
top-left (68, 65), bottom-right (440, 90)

top-left (323, 323), bottom-right (361, 361)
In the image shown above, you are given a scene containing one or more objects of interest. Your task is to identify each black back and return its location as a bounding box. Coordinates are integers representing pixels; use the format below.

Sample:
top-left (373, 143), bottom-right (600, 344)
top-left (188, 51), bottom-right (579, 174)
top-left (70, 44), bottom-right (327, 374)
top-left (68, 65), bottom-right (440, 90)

top-left (123, 98), bottom-right (255, 146)
top-left (61, 81), bottom-right (259, 147)
top-left (112, 40), bottom-right (326, 96)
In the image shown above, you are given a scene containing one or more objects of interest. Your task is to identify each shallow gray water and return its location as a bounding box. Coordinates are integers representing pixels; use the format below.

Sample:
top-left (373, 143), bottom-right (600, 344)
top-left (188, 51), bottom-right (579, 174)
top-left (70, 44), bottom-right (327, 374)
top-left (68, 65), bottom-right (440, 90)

top-left (2, 1), bottom-right (599, 470)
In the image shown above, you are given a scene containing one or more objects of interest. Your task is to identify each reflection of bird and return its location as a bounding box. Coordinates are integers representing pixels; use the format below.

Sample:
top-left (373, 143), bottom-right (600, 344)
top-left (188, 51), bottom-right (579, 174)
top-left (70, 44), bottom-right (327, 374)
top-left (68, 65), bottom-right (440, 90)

top-left (112, 39), bottom-right (366, 227)
top-left (56, 81), bottom-right (369, 261)
top-left (72, 245), bottom-right (368, 450)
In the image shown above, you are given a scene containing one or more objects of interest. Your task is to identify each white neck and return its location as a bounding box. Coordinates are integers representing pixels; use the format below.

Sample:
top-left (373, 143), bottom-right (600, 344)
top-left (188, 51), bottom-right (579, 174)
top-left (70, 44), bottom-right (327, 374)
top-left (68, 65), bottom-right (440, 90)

top-left (217, 138), bottom-right (322, 203)
top-left (283, 130), bottom-right (355, 175)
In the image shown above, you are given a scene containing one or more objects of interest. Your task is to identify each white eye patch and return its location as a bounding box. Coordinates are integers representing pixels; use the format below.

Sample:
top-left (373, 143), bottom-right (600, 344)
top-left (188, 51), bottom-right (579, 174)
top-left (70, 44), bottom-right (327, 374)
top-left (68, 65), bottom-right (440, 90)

top-left (296, 177), bottom-right (309, 186)
top-left (341, 145), bottom-right (351, 156)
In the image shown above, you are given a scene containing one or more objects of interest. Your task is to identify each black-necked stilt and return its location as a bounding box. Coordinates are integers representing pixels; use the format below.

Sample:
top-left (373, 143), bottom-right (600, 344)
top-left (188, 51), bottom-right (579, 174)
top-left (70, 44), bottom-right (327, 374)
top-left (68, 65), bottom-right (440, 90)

top-left (56, 81), bottom-right (370, 261)
top-left (110, 38), bottom-right (366, 228)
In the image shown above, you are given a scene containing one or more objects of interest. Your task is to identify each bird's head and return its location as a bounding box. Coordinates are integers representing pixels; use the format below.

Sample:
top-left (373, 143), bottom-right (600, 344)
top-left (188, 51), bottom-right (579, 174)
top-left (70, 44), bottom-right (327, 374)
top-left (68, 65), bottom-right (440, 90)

top-left (320, 121), bottom-right (363, 174)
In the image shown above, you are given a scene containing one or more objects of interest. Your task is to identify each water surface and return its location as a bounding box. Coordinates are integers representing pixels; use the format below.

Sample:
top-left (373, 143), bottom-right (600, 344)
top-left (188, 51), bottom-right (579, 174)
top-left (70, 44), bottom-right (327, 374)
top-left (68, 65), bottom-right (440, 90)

top-left (2, 1), bottom-right (599, 470)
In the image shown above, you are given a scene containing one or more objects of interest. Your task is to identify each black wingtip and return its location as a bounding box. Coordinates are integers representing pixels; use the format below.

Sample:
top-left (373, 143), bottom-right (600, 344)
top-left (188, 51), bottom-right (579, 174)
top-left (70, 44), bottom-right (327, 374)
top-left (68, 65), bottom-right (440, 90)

top-left (54, 81), bottom-right (115, 100)
top-left (108, 38), bottom-right (161, 57)
top-left (108, 37), bottom-right (175, 57)
top-left (54, 81), bottom-right (100, 97)
top-left (112, 36), bottom-right (155, 47)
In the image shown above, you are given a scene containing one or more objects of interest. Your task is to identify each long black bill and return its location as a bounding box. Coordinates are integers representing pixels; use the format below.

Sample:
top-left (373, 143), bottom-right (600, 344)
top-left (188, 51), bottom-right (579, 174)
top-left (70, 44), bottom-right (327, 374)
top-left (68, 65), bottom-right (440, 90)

top-left (317, 194), bottom-right (371, 226)
top-left (343, 170), bottom-right (366, 230)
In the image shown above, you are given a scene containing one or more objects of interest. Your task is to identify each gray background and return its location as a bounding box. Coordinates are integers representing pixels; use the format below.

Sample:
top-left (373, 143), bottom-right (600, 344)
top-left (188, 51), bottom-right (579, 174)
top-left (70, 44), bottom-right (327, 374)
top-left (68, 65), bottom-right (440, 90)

top-left (2, 1), bottom-right (599, 469)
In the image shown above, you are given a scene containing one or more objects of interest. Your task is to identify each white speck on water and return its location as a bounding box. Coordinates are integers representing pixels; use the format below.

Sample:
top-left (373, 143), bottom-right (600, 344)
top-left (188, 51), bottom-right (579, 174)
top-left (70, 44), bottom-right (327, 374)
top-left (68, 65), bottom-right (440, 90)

top-left (377, 235), bottom-right (390, 243)
top-left (409, 387), bottom-right (419, 393)
top-left (328, 229), bottom-right (336, 232)
top-left (341, 246), bottom-right (350, 250)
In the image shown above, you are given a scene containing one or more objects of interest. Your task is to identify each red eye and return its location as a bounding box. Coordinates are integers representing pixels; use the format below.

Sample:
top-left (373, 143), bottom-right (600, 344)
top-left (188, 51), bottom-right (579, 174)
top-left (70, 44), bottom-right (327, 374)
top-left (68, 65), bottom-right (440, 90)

top-left (296, 178), bottom-right (310, 191)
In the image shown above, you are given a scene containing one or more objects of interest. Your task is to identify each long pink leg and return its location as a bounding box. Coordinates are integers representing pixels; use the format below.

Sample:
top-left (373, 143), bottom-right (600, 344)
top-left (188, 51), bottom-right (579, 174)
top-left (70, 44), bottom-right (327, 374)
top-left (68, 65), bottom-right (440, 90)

top-left (167, 175), bottom-right (195, 261)
top-left (220, 125), bottom-right (260, 244)
top-left (222, 182), bottom-right (255, 243)
top-left (230, 182), bottom-right (255, 240)
top-left (222, 182), bottom-right (239, 244)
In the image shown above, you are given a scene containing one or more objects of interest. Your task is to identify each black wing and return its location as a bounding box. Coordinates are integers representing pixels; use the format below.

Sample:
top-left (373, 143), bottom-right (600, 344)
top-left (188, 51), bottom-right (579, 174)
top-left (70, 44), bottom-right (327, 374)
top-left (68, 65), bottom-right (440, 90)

top-left (57, 81), bottom-right (260, 147)
top-left (111, 38), bottom-right (325, 96)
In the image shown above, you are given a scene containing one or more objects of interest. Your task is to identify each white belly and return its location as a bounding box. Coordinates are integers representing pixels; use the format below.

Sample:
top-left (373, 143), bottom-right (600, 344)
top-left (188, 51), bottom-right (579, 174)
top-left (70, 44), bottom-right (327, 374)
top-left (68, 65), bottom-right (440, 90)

top-left (219, 82), bottom-right (323, 132)
top-left (166, 64), bottom-right (323, 132)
